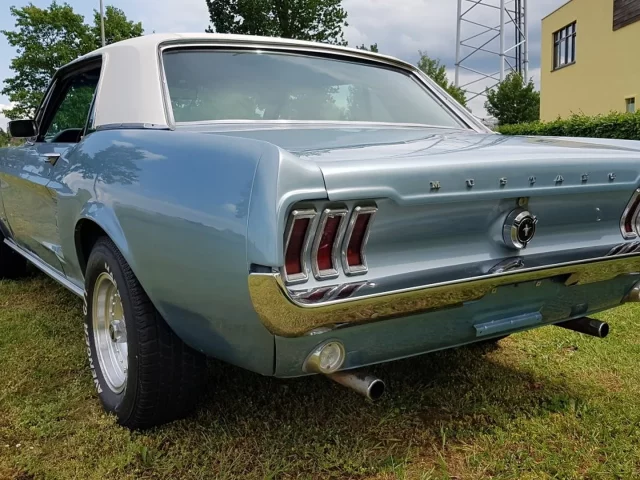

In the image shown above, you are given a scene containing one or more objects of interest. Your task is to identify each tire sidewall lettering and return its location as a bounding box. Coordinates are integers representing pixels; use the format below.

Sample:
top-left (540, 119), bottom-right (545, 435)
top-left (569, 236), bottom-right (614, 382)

top-left (84, 315), bottom-right (102, 394)
top-left (85, 258), bottom-right (125, 399)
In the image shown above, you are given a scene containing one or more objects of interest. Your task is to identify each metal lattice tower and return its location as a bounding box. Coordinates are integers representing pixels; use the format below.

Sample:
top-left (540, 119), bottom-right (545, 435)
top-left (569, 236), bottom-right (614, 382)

top-left (455, 0), bottom-right (529, 103)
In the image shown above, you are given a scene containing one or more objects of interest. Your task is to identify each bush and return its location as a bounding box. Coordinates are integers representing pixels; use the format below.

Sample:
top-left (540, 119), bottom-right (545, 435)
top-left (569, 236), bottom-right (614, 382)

top-left (497, 111), bottom-right (640, 140)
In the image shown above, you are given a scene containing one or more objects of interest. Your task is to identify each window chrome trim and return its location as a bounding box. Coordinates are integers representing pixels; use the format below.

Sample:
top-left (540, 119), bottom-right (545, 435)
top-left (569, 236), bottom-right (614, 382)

top-left (311, 208), bottom-right (349, 280)
top-left (174, 119), bottom-right (466, 130)
top-left (341, 205), bottom-right (377, 276)
top-left (282, 209), bottom-right (317, 284)
top-left (620, 188), bottom-right (640, 239)
top-left (157, 42), bottom-right (490, 133)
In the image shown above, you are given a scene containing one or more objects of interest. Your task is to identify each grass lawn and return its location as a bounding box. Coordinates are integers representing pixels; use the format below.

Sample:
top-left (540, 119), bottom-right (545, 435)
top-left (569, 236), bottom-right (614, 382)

top-left (2, 273), bottom-right (640, 479)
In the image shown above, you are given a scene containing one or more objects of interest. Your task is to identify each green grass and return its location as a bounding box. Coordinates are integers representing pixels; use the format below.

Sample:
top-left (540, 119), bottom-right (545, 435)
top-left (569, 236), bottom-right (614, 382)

top-left (2, 273), bottom-right (640, 479)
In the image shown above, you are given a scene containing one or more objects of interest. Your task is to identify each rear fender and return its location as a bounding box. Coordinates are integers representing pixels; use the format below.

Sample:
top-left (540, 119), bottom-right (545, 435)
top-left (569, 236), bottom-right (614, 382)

top-left (247, 148), bottom-right (327, 268)
top-left (68, 129), bottom-right (280, 375)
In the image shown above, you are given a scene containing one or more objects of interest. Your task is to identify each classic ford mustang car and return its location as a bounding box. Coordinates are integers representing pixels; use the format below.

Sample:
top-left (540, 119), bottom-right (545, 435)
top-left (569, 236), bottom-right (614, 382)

top-left (3, 33), bottom-right (640, 429)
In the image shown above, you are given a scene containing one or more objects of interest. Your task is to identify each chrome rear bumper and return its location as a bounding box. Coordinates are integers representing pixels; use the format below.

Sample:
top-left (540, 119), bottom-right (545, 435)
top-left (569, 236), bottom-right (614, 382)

top-left (248, 254), bottom-right (640, 337)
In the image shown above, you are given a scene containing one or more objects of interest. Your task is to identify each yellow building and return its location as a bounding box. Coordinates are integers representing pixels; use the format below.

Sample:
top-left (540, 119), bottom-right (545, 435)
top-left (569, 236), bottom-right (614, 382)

top-left (540, 0), bottom-right (640, 121)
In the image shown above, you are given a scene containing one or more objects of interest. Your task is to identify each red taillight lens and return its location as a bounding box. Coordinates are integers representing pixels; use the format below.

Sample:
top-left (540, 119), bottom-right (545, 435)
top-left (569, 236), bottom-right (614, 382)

top-left (347, 214), bottom-right (371, 266)
top-left (343, 206), bottom-right (376, 274)
top-left (284, 210), bottom-right (315, 280)
top-left (621, 189), bottom-right (640, 238)
top-left (311, 208), bottom-right (348, 278)
top-left (317, 216), bottom-right (341, 270)
top-left (285, 218), bottom-right (309, 275)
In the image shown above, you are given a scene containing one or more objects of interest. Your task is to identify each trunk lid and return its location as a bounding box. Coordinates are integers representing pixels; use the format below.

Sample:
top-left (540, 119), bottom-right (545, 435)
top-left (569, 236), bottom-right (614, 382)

top-left (204, 124), bottom-right (640, 289)
top-left (198, 124), bottom-right (640, 204)
top-left (289, 129), bottom-right (640, 205)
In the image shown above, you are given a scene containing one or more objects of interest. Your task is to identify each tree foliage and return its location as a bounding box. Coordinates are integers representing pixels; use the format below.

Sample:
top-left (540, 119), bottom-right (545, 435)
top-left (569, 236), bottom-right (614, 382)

top-left (0, 128), bottom-right (9, 147)
top-left (356, 43), bottom-right (378, 52)
top-left (485, 72), bottom-right (540, 125)
top-left (0, 2), bottom-right (142, 120)
top-left (205, 0), bottom-right (348, 45)
top-left (89, 6), bottom-right (143, 50)
top-left (416, 51), bottom-right (467, 107)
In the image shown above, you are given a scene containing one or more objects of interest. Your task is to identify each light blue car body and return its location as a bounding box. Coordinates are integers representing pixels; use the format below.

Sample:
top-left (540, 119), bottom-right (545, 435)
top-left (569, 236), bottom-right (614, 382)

top-left (2, 34), bottom-right (640, 379)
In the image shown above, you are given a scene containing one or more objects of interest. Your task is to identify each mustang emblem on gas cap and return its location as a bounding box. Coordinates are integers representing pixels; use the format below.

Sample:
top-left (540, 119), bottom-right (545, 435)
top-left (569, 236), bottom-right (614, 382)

top-left (503, 208), bottom-right (538, 249)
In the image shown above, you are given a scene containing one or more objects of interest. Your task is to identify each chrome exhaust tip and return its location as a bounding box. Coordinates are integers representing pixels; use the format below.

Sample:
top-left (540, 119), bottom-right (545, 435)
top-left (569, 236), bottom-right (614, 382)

top-left (556, 317), bottom-right (609, 338)
top-left (326, 370), bottom-right (385, 401)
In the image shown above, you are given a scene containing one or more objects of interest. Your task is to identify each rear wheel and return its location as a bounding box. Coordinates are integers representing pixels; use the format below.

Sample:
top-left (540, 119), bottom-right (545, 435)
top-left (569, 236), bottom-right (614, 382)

top-left (84, 237), bottom-right (206, 429)
top-left (0, 233), bottom-right (27, 279)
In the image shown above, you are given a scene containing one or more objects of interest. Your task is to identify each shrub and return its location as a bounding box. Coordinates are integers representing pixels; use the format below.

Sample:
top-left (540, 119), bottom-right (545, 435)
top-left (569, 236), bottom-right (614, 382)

top-left (497, 111), bottom-right (640, 140)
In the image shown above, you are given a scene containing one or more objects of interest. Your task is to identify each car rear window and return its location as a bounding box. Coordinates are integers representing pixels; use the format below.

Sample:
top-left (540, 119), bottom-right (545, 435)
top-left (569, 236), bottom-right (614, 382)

top-left (162, 50), bottom-right (463, 128)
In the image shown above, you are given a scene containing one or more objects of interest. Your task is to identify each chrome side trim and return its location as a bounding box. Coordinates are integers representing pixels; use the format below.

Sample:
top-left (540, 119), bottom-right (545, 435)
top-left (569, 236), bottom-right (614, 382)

top-left (249, 252), bottom-right (640, 337)
top-left (4, 239), bottom-right (83, 297)
top-left (608, 241), bottom-right (640, 256)
top-left (311, 208), bottom-right (348, 280)
top-left (95, 123), bottom-right (171, 131)
top-left (341, 205), bottom-right (377, 276)
top-left (620, 188), bottom-right (640, 239)
top-left (282, 209), bottom-right (317, 284)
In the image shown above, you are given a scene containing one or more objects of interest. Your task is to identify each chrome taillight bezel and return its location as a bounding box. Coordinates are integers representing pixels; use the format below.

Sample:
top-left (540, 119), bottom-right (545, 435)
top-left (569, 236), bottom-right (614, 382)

top-left (311, 208), bottom-right (349, 280)
top-left (341, 205), bottom-right (377, 276)
top-left (620, 188), bottom-right (640, 239)
top-left (283, 209), bottom-right (316, 284)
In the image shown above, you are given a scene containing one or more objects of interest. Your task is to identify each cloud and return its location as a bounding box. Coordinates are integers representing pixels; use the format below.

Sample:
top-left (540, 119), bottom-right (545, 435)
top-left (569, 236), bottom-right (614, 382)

top-left (99, 0), bottom-right (211, 33)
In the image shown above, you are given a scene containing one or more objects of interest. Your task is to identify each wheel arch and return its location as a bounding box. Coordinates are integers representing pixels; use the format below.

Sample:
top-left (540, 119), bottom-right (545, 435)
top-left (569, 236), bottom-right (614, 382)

top-left (74, 203), bottom-right (136, 278)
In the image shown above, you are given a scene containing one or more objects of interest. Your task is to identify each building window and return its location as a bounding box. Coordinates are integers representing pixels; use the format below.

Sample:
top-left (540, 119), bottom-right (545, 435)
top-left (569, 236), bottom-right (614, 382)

top-left (627, 98), bottom-right (636, 114)
top-left (553, 22), bottom-right (576, 70)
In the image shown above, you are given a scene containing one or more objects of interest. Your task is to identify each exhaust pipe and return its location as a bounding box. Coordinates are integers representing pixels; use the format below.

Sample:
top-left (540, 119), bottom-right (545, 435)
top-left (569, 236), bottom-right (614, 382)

top-left (327, 370), bottom-right (386, 401)
top-left (556, 317), bottom-right (609, 338)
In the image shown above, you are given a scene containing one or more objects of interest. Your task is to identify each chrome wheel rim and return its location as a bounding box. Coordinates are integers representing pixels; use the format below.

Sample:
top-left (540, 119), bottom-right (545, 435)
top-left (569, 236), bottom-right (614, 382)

top-left (92, 272), bottom-right (128, 393)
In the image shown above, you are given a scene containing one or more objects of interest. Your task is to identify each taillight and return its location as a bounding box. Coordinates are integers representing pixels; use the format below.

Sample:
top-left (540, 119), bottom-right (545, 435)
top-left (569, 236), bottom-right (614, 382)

top-left (621, 189), bottom-right (640, 239)
top-left (283, 203), bottom-right (376, 284)
top-left (342, 206), bottom-right (377, 275)
top-left (283, 209), bottom-right (316, 282)
top-left (311, 208), bottom-right (347, 279)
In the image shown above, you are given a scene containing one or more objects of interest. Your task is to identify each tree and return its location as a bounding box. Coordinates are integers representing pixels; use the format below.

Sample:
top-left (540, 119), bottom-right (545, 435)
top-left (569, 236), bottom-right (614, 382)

top-left (205, 0), bottom-right (348, 45)
top-left (356, 43), bottom-right (378, 52)
top-left (0, 128), bottom-right (9, 147)
top-left (1, 2), bottom-right (142, 120)
top-left (485, 71), bottom-right (540, 125)
top-left (416, 51), bottom-right (467, 107)
top-left (89, 6), bottom-right (143, 50)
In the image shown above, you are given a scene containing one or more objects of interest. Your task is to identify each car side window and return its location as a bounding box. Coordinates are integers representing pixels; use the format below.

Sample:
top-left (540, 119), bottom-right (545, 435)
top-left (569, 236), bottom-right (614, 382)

top-left (42, 67), bottom-right (101, 143)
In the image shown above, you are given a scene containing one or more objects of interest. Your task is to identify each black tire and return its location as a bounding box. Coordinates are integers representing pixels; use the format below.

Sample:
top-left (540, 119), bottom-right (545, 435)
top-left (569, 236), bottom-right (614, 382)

top-left (84, 237), bottom-right (206, 429)
top-left (0, 234), bottom-right (27, 279)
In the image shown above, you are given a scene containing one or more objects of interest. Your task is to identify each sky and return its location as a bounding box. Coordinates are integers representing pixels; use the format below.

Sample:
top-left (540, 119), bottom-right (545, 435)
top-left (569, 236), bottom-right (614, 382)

top-left (0, 0), bottom-right (569, 130)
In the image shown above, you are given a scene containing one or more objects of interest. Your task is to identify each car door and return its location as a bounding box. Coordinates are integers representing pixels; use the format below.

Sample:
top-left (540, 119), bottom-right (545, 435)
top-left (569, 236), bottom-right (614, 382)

top-left (0, 60), bottom-right (101, 274)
